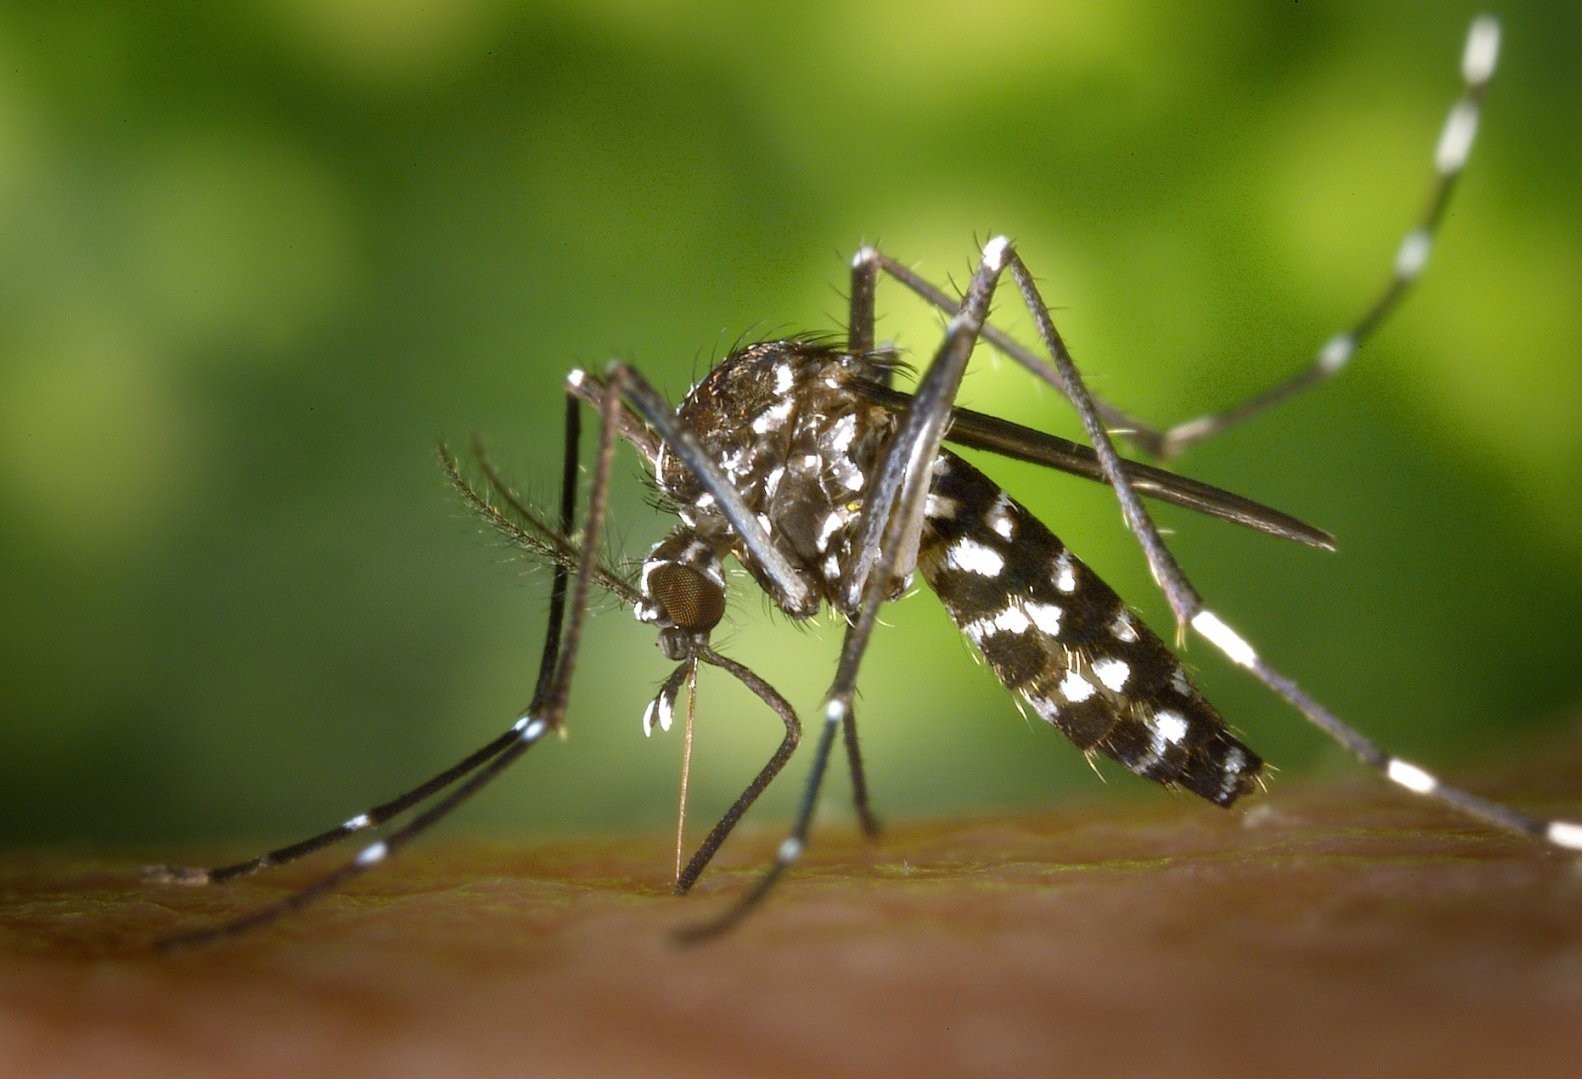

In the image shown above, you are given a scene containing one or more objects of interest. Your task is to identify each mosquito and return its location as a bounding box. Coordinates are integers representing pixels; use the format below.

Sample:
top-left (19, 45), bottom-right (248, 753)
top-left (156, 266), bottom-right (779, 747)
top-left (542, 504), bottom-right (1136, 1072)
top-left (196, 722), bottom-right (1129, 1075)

top-left (149, 15), bottom-right (1577, 947)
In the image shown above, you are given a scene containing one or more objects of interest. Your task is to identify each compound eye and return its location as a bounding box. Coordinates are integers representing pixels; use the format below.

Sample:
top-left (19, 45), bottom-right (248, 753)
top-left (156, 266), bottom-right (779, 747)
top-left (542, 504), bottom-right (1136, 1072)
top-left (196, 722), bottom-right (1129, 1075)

top-left (647, 562), bottom-right (725, 634)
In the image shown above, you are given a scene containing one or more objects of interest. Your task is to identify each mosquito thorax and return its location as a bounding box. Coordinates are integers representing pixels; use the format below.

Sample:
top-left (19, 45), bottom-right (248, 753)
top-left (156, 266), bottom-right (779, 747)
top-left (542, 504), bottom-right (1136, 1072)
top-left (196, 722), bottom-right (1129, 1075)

top-left (655, 339), bottom-right (900, 618)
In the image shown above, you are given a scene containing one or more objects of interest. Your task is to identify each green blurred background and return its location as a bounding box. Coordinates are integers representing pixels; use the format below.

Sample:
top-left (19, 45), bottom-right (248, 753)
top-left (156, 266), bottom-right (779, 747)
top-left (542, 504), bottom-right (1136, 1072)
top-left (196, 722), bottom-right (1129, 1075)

top-left (3, 2), bottom-right (1579, 852)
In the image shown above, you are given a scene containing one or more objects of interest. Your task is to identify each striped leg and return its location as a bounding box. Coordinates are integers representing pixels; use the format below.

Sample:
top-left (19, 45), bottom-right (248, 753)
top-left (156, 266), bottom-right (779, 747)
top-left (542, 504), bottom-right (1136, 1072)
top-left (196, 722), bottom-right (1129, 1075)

top-left (861, 17), bottom-right (1502, 464)
top-left (149, 370), bottom-right (622, 947)
top-left (1143, 16), bottom-right (1502, 459)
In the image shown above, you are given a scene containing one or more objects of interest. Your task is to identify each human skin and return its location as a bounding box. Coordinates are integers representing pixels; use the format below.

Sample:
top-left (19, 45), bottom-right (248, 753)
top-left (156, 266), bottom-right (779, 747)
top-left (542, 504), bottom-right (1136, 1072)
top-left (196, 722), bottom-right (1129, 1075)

top-left (4, 753), bottom-right (1582, 1079)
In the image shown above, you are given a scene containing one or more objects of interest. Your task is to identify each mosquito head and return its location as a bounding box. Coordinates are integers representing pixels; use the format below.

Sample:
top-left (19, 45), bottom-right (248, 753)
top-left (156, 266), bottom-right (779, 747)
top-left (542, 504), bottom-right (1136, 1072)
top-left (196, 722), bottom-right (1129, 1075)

top-left (637, 527), bottom-right (728, 658)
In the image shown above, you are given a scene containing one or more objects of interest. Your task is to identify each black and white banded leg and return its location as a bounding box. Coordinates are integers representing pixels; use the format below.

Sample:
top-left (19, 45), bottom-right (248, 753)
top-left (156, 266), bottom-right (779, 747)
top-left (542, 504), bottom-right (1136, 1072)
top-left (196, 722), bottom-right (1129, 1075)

top-left (146, 389), bottom-right (609, 947)
top-left (1140, 14), bottom-right (1504, 459)
top-left (863, 17), bottom-right (1503, 464)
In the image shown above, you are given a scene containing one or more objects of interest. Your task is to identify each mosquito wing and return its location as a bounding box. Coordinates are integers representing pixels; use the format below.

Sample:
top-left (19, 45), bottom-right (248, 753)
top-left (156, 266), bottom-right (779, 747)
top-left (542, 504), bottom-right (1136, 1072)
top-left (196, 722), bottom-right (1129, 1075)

top-left (855, 382), bottom-right (1334, 550)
